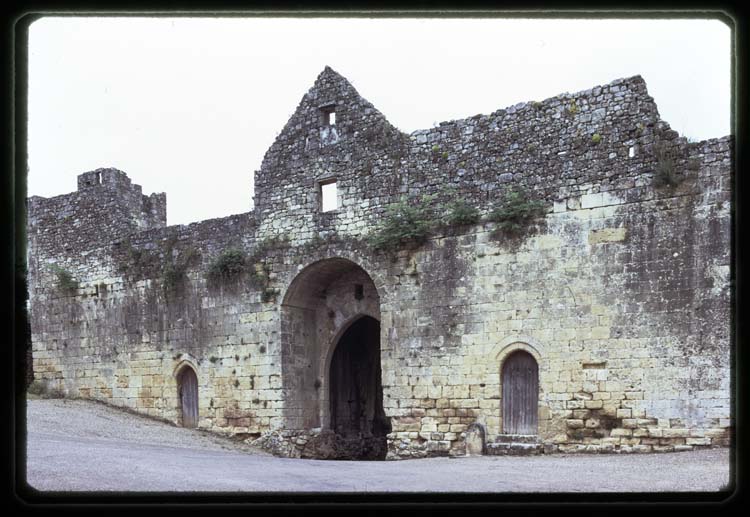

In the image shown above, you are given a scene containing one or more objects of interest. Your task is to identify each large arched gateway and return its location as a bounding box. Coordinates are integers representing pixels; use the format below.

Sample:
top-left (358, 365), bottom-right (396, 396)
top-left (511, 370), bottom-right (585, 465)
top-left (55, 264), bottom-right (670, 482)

top-left (280, 257), bottom-right (390, 459)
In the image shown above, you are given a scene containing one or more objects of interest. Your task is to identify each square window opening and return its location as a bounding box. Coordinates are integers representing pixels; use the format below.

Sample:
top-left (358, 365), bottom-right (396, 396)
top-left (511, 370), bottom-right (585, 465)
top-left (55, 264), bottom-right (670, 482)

top-left (321, 105), bottom-right (336, 126)
top-left (320, 180), bottom-right (338, 212)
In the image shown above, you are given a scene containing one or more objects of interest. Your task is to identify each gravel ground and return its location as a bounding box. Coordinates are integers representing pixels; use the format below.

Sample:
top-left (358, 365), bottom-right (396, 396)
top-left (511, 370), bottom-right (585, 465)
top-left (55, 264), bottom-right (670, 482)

top-left (24, 398), bottom-right (733, 494)
top-left (25, 397), bottom-right (270, 455)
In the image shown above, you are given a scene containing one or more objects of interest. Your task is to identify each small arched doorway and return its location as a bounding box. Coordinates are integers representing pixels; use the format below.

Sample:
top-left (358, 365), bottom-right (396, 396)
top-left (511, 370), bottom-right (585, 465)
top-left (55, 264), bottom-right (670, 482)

top-left (177, 365), bottom-right (199, 428)
top-left (501, 350), bottom-right (539, 435)
top-left (329, 315), bottom-right (390, 459)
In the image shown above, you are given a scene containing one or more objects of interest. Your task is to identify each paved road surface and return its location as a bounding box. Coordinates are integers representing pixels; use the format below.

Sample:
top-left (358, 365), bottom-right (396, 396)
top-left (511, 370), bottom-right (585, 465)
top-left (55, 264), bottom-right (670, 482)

top-left (24, 399), bottom-right (732, 493)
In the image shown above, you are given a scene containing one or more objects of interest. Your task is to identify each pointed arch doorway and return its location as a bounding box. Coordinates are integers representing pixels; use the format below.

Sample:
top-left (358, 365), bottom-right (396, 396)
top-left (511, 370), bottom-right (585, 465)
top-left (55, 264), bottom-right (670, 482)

top-left (329, 315), bottom-right (390, 458)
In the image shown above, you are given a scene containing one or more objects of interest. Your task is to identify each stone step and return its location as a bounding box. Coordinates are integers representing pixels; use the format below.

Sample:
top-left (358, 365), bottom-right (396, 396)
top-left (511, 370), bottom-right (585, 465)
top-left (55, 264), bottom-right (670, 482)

top-left (495, 434), bottom-right (539, 444)
top-left (485, 442), bottom-right (544, 456)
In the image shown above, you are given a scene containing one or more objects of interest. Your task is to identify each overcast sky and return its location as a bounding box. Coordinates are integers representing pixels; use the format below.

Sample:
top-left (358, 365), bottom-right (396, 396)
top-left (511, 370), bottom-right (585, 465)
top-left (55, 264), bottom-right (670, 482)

top-left (27, 16), bottom-right (732, 226)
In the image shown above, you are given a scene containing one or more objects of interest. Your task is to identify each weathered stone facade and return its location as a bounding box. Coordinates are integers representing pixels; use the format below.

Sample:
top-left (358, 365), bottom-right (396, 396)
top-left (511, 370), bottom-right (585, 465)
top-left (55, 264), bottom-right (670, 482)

top-left (27, 67), bottom-right (732, 459)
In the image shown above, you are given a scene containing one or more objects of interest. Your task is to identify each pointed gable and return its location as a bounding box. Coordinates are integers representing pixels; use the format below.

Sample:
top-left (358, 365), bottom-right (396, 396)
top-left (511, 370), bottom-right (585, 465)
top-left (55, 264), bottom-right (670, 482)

top-left (254, 67), bottom-right (407, 223)
top-left (259, 66), bottom-right (402, 169)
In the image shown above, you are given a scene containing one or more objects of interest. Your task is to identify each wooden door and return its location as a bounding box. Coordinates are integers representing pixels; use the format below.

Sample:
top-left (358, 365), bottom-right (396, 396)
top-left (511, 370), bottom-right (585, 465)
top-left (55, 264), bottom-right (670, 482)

top-left (178, 367), bottom-right (199, 428)
top-left (329, 316), bottom-right (386, 438)
top-left (502, 351), bottom-right (538, 435)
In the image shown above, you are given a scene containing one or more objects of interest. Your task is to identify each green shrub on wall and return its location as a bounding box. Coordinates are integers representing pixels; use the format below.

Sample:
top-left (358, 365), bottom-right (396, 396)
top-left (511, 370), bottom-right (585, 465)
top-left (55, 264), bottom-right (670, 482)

top-left (366, 195), bottom-right (437, 252)
top-left (442, 198), bottom-right (480, 227)
top-left (50, 264), bottom-right (78, 294)
top-left (207, 249), bottom-right (249, 283)
top-left (365, 188), bottom-right (547, 253)
top-left (488, 189), bottom-right (546, 237)
top-left (205, 239), bottom-right (287, 302)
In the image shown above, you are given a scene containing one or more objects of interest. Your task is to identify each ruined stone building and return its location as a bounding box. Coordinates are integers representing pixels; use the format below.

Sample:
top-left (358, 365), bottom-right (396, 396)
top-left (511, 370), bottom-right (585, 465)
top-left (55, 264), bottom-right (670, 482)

top-left (27, 67), bottom-right (732, 459)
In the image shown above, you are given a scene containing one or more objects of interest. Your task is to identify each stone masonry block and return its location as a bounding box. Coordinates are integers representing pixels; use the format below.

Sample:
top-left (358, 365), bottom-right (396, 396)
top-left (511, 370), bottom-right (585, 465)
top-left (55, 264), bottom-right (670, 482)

top-left (661, 428), bottom-right (690, 439)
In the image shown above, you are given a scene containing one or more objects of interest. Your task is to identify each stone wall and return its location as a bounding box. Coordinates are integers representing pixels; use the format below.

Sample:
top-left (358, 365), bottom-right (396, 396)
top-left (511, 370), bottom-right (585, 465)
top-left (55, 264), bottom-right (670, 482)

top-left (375, 149), bottom-right (731, 456)
top-left (27, 67), bottom-right (732, 458)
top-left (253, 68), bottom-right (692, 245)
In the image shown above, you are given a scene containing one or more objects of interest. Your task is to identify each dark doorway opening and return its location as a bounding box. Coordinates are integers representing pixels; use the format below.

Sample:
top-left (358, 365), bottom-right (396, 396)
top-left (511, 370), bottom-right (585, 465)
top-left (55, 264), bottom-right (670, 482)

top-left (177, 366), bottom-right (199, 428)
top-left (329, 315), bottom-right (390, 459)
top-left (502, 350), bottom-right (539, 435)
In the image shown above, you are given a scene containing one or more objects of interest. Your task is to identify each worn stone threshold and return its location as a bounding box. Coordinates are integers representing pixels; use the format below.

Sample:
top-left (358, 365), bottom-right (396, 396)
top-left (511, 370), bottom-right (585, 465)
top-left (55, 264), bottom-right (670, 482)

top-left (485, 434), bottom-right (544, 456)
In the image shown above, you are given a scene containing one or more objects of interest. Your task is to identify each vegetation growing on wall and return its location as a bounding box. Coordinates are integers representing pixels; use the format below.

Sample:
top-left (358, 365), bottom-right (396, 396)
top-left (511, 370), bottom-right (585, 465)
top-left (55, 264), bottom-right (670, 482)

top-left (429, 144), bottom-right (450, 164)
top-left (207, 249), bottom-right (249, 285)
top-left (366, 195), bottom-right (437, 253)
top-left (365, 187), bottom-right (546, 253)
top-left (162, 250), bottom-right (198, 297)
top-left (487, 189), bottom-right (546, 237)
top-left (160, 235), bottom-right (199, 298)
top-left (118, 238), bottom-right (160, 279)
top-left (441, 198), bottom-right (480, 227)
top-left (652, 142), bottom-right (682, 188)
top-left (162, 262), bottom-right (187, 295)
top-left (118, 235), bottom-right (198, 295)
top-left (50, 264), bottom-right (78, 294)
